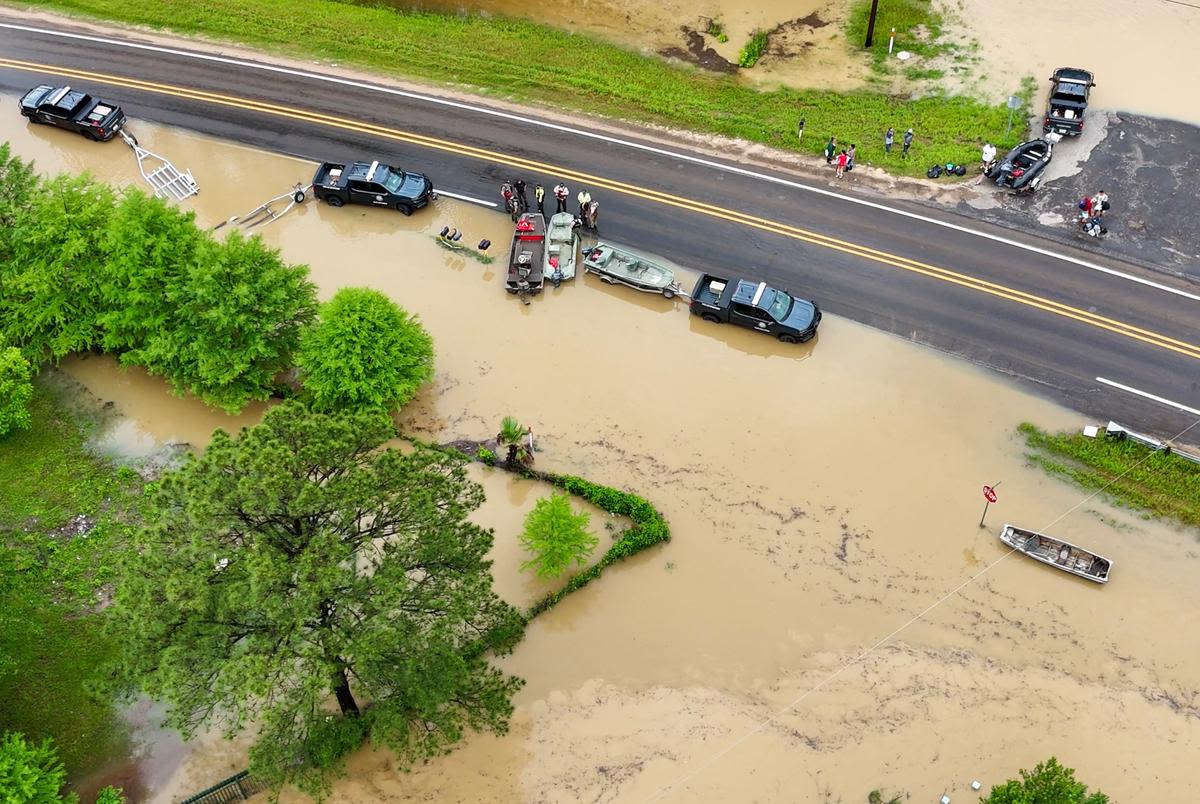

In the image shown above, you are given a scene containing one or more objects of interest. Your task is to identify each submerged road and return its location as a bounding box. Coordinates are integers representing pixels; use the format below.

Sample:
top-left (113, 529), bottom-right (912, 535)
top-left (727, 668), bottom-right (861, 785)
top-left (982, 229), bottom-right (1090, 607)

top-left (2, 17), bottom-right (1198, 439)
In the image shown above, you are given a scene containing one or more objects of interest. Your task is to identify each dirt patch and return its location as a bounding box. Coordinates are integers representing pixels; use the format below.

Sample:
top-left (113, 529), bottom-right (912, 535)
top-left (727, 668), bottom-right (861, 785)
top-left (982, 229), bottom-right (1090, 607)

top-left (659, 27), bottom-right (738, 74)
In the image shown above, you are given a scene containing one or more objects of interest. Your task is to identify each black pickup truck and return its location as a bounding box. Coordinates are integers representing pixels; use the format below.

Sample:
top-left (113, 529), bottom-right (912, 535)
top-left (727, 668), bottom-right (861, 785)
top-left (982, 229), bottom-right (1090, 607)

top-left (1043, 68), bottom-right (1095, 137)
top-left (311, 160), bottom-right (434, 215)
top-left (19, 84), bottom-right (127, 141)
top-left (689, 274), bottom-right (821, 343)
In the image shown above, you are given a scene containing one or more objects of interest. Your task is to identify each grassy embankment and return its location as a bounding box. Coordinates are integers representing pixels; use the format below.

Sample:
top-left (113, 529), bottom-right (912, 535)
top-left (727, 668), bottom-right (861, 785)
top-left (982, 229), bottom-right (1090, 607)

top-left (22, 0), bottom-right (1028, 176)
top-left (1020, 423), bottom-right (1200, 528)
top-left (0, 383), bottom-right (141, 778)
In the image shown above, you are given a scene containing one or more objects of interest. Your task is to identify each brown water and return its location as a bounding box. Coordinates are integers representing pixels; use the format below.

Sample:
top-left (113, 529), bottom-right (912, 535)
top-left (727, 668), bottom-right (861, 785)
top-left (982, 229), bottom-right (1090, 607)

top-left (5, 111), bottom-right (1200, 802)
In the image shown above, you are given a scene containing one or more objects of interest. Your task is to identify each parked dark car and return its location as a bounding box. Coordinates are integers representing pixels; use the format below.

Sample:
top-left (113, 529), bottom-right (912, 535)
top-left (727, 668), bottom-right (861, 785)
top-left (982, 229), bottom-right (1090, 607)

top-left (1044, 67), bottom-right (1095, 137)
top-left (689, 274), bottom-right (820, 343)
top-left (986, 139), bottom-right (1053, 193)
top-left (311, 160), bottom-right (434, 215)
top-left (19, 84), bottom-right (127, 141)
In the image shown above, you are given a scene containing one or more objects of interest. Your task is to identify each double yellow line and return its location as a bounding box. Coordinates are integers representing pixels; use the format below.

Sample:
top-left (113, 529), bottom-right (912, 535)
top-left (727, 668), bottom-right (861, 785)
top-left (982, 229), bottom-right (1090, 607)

top-left (6, 55), bottom-right (1200, 361)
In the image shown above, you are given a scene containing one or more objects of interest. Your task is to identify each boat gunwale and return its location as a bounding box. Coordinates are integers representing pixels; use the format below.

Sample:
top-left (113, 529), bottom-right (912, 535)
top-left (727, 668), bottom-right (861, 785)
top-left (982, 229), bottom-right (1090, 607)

top-left (999, 523), bottom-right (1112, 584)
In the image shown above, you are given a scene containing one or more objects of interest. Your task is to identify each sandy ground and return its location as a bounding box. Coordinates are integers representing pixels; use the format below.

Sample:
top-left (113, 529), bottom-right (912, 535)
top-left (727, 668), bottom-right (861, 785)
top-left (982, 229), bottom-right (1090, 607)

top-left (5, 110), bottom-right (1199, 803)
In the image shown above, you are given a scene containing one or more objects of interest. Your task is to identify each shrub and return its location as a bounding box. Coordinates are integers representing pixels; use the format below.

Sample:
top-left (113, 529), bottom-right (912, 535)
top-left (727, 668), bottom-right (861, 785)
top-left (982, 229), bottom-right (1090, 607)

top-left (519, 493), bottom-right (598, 578)
top-left (738, 30), bottom-right (769, 68)
top-left (0, 732), bottom-right (75, 803)
top-left (982, 756), bottom-right (1108, 803)
top-left (94, 787), bottom-right (126, 804)
top-left (477, 447), bottom-right (497, 465)
top-left (298, 287), bottom-right (434, 412)
top-left (0, 346), bottom-right (34, 437)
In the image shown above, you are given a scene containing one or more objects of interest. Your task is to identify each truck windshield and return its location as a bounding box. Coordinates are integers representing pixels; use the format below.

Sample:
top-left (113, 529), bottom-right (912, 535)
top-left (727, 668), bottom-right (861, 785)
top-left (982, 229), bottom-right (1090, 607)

top-left (765, 289), bottom-right (793, 321)
top-left (376, 167), bottom-right (407, 193)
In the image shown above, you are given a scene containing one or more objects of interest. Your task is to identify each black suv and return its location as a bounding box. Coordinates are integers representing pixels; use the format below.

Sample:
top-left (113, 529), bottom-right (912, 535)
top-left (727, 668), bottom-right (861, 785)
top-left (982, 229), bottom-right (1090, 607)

top-left (19, 84), bottom-right (127, 141)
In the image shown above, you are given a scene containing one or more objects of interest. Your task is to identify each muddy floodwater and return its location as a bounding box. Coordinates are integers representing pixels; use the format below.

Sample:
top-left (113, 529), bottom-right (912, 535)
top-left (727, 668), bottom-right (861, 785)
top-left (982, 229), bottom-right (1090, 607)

top-left (5, 113), bottom-right (1200, 802)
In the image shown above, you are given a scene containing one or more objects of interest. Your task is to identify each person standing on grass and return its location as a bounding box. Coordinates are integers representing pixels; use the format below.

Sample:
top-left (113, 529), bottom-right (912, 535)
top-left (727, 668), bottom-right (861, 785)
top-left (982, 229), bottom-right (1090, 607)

top-left (824, 136), bottom-right (837, 164)
top-left (835, 149), bottom-right (848, 179)
top-left (553, 182), bottom-right (569, 214)
top-left (884, 127), bottom-right (894, 155)
top-left (534, 183), bottom-right (545, 215)
top-left (902, 128), bottom-right (914, 159)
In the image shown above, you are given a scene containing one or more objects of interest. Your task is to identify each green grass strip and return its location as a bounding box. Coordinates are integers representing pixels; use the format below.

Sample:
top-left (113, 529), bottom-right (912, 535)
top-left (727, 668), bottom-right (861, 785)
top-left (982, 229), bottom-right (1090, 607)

top-left (0, 384), bottom-right (139, 776)
top-left (1019, 422), bottom-right (1200, 528)
top-left (20, 0), bottom-right (1026, 176)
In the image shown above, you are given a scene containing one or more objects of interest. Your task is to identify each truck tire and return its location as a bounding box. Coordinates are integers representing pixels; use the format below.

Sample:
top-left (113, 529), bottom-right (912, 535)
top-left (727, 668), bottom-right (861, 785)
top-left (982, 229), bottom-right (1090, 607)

top-left (325, 196), bottom-right (344, 207)
top-left (701, 313), bottom-right (721, 324)
top-left (396, 203), bottom-right (414, 216)
top-left (778, 333), bottom-right (799, 344)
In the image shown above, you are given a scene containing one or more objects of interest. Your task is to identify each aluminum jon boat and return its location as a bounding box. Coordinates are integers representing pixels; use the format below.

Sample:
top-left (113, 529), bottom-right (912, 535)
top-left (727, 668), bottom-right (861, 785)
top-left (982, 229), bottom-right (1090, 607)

top-left (582, 242), bottom-right (681, 298)
top-left (999, 523), bottom-right (1112, 584)
top-left (545, 212), bottom-right (580, 285)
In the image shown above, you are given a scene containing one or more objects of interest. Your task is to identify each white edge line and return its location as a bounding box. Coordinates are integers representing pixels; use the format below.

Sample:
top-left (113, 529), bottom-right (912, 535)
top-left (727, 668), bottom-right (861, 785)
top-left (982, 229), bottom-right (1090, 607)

top-left (435, 190), bottom-right (495, 207)
top-left (1096, 376), bottom-right (1200, 415)
top-left (4, 20), bottom-right (1199, 304)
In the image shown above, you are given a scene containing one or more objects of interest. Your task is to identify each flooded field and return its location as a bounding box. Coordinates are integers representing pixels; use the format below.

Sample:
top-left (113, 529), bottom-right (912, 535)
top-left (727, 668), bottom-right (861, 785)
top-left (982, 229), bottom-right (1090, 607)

top-left (382, 0), bottom-right (1200, 123)
top-left (4, 112), bottom-right (1200, 802)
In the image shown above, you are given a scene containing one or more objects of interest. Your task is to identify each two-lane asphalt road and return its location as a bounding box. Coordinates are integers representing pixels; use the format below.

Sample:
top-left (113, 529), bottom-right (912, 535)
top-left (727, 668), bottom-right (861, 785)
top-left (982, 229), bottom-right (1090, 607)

top-left (2, 17), bottom-right (1197, 438)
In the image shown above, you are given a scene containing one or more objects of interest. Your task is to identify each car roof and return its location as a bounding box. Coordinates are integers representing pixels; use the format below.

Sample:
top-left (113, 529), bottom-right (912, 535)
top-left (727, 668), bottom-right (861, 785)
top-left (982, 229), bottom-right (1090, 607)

top-left (732, 279), bottom-right (767, 307)
top-left (345, 160), bottom-right (400, 181)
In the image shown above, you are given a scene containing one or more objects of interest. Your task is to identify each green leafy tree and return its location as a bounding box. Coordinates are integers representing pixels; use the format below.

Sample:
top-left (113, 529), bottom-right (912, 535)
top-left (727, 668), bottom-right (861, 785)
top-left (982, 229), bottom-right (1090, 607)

top-left (298, 287), bottom-right (434, 412)
top-left (0, 144), bottom-right (39, 265)
top-left (982, 757), bottom-right (1109, 804)
top-left (0, 174), bottom-right (114, 362)
top-left (497, 415), bottom-right (532, 466)
top-left (96, 191), bottom-right (206, 354)
top-left (105, 403), bottom-right (525, 798)
top-left (0, 346), bottom-right (34, 437)
top-left (519, 492), bottom-right (598, 578)
top-left (130, 230), bottom-right (317, 412)
top-left (0, 732), bottom-right (77, 803)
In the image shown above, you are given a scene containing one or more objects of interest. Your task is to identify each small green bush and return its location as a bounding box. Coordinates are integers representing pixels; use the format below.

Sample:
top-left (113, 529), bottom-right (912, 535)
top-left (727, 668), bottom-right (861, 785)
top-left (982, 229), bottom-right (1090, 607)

top-left (519, 493), bottom-right (598, 578)
top-left (0, 346), bottom-right (34, 437)
top-left (0, 732), bottom-right (75, 803)
top-left (477, 447), bottom-right (497, 465)
top-left (738, 30), bottom-right (769, 68)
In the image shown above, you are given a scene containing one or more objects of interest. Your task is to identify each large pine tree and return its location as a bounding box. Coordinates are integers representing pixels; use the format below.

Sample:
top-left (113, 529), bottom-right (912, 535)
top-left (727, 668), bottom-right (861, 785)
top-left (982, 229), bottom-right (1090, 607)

top-left (107, 403), bottom-right (525, 796)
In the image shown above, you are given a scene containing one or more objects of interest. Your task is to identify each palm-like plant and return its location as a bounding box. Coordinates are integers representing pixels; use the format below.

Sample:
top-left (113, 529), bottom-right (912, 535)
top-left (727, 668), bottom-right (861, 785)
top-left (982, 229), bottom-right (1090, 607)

top-left (497, 416), bottom-right (532, 466)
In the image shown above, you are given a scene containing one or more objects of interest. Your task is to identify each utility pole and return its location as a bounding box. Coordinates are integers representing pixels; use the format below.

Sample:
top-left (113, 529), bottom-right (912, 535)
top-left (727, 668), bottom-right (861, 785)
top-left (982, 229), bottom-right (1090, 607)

top-left (864, 0), bottom-right (881, 48)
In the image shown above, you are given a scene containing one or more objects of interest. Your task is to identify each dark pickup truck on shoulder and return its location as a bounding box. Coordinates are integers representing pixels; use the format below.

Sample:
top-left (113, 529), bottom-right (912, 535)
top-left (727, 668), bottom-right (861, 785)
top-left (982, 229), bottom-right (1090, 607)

top-left (1043, 68), bottom-right (1095, 137)
top-left (311, 160), bottom-right (434, 215)
top-left (19, 84), bottom-right (126, 141)
top-left (689, 274), bottom-right (821, 343)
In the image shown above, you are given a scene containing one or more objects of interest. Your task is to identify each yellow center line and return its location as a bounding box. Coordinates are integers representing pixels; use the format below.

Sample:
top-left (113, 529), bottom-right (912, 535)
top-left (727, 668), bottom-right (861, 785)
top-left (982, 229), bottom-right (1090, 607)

top-left (7, 56), bottom-right (1200, 361)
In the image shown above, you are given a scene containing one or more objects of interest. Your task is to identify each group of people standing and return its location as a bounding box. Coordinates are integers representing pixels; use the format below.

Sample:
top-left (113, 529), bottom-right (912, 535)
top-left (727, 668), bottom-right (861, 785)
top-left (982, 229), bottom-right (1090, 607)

top-left (823, 127), bottom-right (915, 178)
top-left (501, 179), bottom-right (598, 228)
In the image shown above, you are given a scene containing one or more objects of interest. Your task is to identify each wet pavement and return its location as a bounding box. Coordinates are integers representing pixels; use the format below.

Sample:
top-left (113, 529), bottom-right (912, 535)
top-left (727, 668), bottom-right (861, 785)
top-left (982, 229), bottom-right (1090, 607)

top-left (961, 112), bottom-right (1200, 280)
top-left (5, 116), bottom-right (1199, 802)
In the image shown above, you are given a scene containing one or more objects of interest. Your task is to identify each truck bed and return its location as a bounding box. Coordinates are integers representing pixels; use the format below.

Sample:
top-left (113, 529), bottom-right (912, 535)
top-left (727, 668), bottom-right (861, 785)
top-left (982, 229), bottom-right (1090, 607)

top-left (312, 163), bottom-right (346, 187)
top-left (691, 274), bottom-right (730, 306)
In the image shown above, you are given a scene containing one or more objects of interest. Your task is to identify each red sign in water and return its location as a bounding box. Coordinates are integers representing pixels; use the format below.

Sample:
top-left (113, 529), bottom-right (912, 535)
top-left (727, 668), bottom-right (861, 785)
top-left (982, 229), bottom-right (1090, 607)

top-left (982, 485), bottom-right (998, 503)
